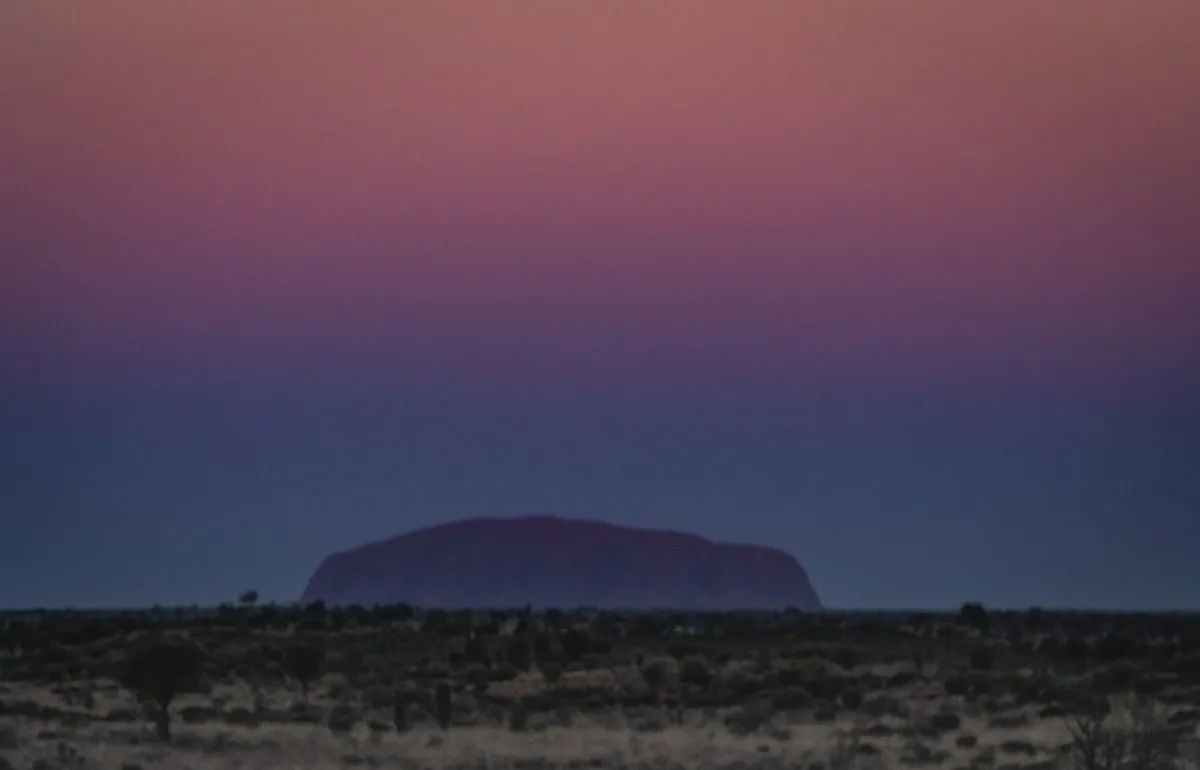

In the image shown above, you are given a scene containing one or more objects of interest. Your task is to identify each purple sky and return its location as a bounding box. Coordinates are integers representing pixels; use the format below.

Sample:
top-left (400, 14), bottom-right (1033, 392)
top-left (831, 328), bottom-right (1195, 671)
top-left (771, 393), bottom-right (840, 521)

top-left (2, 2), bottom-right (1198, 609)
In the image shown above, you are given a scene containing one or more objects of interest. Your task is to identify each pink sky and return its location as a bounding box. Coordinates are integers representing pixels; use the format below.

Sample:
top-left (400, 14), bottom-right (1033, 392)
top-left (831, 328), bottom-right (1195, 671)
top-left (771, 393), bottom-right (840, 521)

top-left (4, 1), bottom-right (1199, 389)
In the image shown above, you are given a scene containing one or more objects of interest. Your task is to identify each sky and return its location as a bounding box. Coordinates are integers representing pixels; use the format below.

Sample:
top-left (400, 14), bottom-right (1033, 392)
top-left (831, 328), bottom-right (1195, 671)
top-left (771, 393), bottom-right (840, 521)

top-left (2, 1), bottom-right (1199, 611)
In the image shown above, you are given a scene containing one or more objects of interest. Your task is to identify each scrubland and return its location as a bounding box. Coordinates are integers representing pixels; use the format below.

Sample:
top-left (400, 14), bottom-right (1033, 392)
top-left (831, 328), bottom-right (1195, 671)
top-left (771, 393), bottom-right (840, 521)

top-left (2, 603), bottom-right (1199, 770)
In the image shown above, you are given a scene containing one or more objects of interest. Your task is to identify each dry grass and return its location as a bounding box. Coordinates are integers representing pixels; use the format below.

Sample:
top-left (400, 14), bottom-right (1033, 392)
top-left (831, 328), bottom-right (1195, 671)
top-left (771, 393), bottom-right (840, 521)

top-left (4, 676), bottom-right (1197, 770)
top-left (4, 608), bottom-right (1200, 770)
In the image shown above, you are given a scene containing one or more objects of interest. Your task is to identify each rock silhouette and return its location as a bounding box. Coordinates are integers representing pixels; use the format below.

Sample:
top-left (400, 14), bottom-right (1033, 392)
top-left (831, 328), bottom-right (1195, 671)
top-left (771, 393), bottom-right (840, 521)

top-left (300, 515), bottom-right (822, 610)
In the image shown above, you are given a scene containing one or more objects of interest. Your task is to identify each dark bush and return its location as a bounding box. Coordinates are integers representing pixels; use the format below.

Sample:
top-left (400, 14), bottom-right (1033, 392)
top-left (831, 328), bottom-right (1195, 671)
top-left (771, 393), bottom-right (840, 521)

top-left (833, 647), bottom-right (857, 670)
top-left (944, 675), bottom-right (970, 696)
top-left (640, 657), bottom-right (677, 695)
top-left (560, 629), bottom-right (591, 662)
top-left (841, 687), bottom-right (863, 709)
top-left (770, 686), bottom-right (813, 711)
top-left (968, 646), bottom-right (994, 671)
top-left (541, 662), bottom-right (563, 684)
top-left (678, 655), bottom-right (713, 689)
top-left (930, 711), bottom-right (962, 732)
top-left (283, 644), bottom-right (325, 699)
top-left (392, 691), bottom-right (410, 732)
top-left (463, 635), bottom-right (491, 666)
top-left (434, 681), bottom-right (453, 729)
top-left (505, 637), bottom-right (533, 672)
top-left (959, 603), bottom-right (991, 634)
top-left (117, 636), bottom-right (207, 742)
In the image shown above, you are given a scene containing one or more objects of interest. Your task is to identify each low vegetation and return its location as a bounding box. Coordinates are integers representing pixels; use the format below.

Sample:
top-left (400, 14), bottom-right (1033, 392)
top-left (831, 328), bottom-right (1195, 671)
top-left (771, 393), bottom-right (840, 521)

top-left (1, 601), bottom-right (1199, 769)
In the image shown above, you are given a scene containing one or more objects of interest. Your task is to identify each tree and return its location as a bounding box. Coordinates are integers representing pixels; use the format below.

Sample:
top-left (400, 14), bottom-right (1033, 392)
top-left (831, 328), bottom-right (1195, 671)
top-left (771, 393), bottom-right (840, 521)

top-left (560, 628), bottom-right (591, 662)
top-left (959, 602), bottom-right (991, 634)
top-left (463, 635), bottom-right (491, 667)
top-left (117, 636), bottom-right (207, 742)
top-left (678, 655), bottom-right (713, 689)
top-left (505, 637), bottom-right (533, 672)
top-left (434, 681), bottom-right (453, 730)
top-left (238, 590), bottom-right (259, 607)
top-left (283, 643), bottom-right (325, 700)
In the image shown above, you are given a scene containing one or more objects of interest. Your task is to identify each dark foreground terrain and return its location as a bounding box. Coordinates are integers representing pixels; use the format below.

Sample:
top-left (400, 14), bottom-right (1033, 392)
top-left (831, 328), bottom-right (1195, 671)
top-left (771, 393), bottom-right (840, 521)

top-left (1, 602), bottom-right (1199, 770)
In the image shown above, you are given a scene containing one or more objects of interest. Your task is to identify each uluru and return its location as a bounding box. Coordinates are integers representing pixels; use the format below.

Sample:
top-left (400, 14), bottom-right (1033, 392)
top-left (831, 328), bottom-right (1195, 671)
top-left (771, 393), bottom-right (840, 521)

top-left (300, 515), bottom-right (823, 611)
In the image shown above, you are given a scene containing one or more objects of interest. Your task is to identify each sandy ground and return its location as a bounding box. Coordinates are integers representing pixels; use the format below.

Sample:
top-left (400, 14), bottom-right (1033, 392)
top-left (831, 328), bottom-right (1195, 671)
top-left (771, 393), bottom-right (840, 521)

top-left (6, 675), bottom-right (1179, 770)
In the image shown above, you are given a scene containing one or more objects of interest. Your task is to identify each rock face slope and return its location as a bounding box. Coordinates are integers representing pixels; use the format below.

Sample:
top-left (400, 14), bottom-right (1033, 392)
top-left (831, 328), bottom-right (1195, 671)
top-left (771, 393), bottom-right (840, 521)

top-left (300, 515), bottom-right (822, 610)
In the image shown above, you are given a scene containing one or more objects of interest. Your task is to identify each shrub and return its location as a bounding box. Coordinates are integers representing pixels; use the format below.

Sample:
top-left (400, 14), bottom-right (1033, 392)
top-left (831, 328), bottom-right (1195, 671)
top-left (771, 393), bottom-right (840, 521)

top-left (805, 675), bottom-right (848, 701)
top-left (841, 687), bottom-right (864, 710)
top-left (1065, 693), bottom-right (1178, 770)
top-left (540, 662), bottom-right (564, 684)
top-left (640, 656), bottom-right (679, 695)
top-left (505, 637), bottom-right (533, 672)
top-left (724, 700), bottom-right (775, 735)
top-left (1105, 660), bottom-right (1137, 692)
top-left (929, 711), bottom-right (962, 732)
top-left (508, 703), bottom-right (530, 732)
top-left (959, 602), bottom-right (991, 634)
top-left (944, 675), bottom-right (970, 696)
top-left (814, 705), bottom-right (838, 722)
top-left (860, 693), bottom-right (908, 719)
top-left (327, 704), bottom-right (358, 735)
top-left (678, 655), bottom-right (713, 689)
top-left (283, 643), bottom-right (324, 700)
top-left (463, 636), bottom-right (491, 666)
top-left (1061, 636), bottom-right (1091, 663)
top-left (392, 691), bottom-right (410, 732)
top-left (532, 632), bottom-right (564, 666)
top-left (968, 646), bottom-right (995, 671)
top-left (560, 629), bottom-right (591, 662)
top-left (433, 681), bottom-right (453, 729)
top-left (770, 686), bottom-right (813, 711)
top-left (117, 636), bottom-right (207, 742)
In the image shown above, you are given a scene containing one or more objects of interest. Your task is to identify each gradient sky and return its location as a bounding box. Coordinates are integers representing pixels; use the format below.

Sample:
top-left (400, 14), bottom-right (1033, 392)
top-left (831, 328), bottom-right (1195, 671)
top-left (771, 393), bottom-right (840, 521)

top-left (3, 2), bottom-right (1199, 611)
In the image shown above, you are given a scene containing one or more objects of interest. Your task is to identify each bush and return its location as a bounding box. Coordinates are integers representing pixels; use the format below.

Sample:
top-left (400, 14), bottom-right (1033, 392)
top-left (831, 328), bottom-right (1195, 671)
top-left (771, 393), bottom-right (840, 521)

top-left (929, 711), bottom-right (962, 732)
top-left (678, 655), bottom-right (713, 689)
top-left (805, 675), bottom-right (848, 701)
top-left (117, 636), bottom-right (207, 742)
top-left (968, 646), bottom-right (995, 671)
top-left (540, 662), bottom-right (564, 684)
top-left (532, 632), bottom-right (564, 666)
top-left (463, 636), bottom-right (491, 666)
top-left (508, 703), bottom-right (530, 731)
top-left (1106, 660), bottom-right (1137, 691)
top-left (959, 603), bottom-right (991, 633)
top-left (841, 687), bottom-right (864, 710)
top-left (944, 675), bottom-right (970, 696)
top-left (1065, 695), bottom-right (1178, 770)
top-left (724, 700), bottom-right (775, 735)
top-left (392, 692), bottom-right (410, 732)
top-left (505, 637), bottom-right (533, 672)
top-left (640, 657), bottom-right (679, 695)
top-left (327, 704), bottom-right (359, 734)
top-left (433, 681), bottom-right (453, 729)
top-left (283, 644), bottom-right (324, 700)
top-left (770, 686), bottom-right (813, 711)
top-left (560, 629), bottom-right (591, 662)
